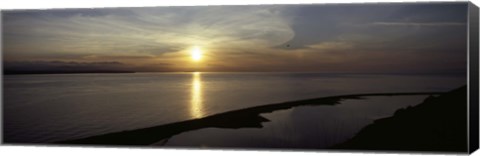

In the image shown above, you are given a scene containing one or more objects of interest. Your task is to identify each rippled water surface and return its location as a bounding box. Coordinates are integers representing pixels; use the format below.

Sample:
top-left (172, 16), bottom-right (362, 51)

top-left (3, 72), bottom-right (465, 143)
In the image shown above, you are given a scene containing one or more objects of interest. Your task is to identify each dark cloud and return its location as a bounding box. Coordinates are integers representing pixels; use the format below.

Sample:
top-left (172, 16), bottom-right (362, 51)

top-left (275, 3), bottom-right (467, 51)
top-left (2, 7), bottom-right (135, 19)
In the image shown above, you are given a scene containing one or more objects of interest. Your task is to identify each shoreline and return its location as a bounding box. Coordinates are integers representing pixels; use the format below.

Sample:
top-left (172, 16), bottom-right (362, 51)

top-left (332, 86), bottom-right (467, 152)
top-left (53, 92), bottom-right (444, 146)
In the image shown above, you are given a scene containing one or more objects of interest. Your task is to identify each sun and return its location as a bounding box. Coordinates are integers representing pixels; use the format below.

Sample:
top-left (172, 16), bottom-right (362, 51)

top-left (191, 46), bottom-right (203, 61)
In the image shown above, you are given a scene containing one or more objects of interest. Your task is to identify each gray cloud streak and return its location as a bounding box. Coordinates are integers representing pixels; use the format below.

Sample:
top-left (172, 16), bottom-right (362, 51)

top-left (372, 22), bottom-right (466, 27)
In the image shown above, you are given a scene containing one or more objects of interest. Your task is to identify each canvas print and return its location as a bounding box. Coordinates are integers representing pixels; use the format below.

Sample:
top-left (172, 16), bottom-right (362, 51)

top-left (1, 2), bottom-right (478, 154)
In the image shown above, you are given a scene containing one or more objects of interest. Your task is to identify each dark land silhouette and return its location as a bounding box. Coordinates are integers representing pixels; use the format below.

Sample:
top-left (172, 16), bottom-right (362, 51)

top-left (4, 70), bottom-right (135, 75)
top-left (333, 86), bottom-right (467, 152)
top-left (56, 92), bottom-right (446, 146)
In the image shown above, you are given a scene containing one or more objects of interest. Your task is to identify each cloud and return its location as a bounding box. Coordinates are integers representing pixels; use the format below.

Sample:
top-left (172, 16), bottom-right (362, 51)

top-left (371, 22), bottom-right (466, 27)
top-left (2, 3), bottom-right (468, 74)
top-left (3, 6), bottom-right (294, 59)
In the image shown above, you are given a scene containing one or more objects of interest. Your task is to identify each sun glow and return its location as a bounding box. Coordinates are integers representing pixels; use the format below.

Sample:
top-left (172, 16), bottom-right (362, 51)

top-left (191, 46), bottom-right (203, 61)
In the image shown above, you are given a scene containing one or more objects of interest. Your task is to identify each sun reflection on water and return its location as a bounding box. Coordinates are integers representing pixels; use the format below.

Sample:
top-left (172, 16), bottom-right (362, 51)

top-left (190, 72), bottom-right (204, 118)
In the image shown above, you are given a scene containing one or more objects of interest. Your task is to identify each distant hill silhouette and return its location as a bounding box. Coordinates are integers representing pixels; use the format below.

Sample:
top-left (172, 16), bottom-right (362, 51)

top-left (4, 70), bottom-right (135, 75)
top-left (3, 60), bottom-right (134, 75)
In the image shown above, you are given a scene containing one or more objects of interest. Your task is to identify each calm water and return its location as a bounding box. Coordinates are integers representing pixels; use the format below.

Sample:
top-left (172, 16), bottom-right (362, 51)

top-left (3, 72), bottom-right (465, 143)
top-left (162, 96), bottom-right (428, 149)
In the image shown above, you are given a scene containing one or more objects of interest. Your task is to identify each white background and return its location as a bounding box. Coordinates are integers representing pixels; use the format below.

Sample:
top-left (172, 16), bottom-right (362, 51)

top-left (0, 0), bottom-right (479, 156)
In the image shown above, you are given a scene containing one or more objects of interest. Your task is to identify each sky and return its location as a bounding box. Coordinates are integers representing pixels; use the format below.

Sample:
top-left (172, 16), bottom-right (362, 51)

top-left (2, 2), bottom-right (469, 73)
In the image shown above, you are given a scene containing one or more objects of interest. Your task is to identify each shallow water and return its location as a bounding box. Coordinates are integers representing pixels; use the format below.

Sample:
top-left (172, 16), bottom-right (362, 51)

top-left (162, 96), bottom-right (427, 149)
top-left (3, 72), bottom-right (465, 143)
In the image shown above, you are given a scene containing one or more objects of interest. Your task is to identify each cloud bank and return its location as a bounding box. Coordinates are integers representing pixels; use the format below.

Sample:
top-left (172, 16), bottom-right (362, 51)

top-left (2, 3), bottom-right (468, 74)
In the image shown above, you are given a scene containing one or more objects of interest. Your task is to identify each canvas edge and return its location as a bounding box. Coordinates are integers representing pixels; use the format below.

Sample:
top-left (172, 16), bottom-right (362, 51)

top-left (0, 2), bottom-right (476, 154)
top-left (468, 1), bottom-right (479, 154)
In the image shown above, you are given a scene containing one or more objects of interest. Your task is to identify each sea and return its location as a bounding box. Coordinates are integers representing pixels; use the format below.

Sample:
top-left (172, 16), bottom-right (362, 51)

top-left (3, 72), bottom-right (466, 148)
